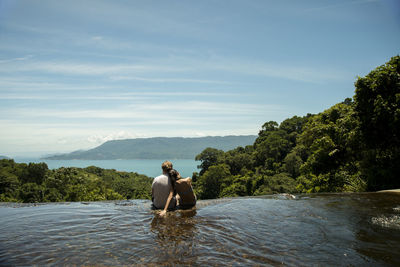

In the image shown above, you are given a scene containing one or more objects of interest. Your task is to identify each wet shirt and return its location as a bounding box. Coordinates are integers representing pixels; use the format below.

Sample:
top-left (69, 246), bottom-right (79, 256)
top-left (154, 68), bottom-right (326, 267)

top-left (152, 174), bottom-right (176, 209)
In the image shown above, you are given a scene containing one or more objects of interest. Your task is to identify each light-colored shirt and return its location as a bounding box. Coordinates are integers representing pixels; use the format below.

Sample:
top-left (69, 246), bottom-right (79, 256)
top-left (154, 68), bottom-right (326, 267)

top-left (152, 174), bottom-right (176, 209)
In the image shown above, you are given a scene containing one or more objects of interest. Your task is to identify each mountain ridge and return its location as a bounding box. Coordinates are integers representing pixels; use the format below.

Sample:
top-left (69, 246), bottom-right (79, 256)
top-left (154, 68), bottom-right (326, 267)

top-left (44, 135), bottom-right (257, 160)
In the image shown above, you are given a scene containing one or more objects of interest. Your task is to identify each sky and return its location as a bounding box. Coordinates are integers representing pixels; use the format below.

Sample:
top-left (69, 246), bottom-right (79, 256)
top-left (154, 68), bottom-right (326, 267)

top-left (0, 0), bottom-right (399, 157)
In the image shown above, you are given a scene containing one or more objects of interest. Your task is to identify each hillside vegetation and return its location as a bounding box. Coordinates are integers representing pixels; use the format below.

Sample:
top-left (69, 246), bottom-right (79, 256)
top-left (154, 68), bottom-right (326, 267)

top-left (45, 136), bottom-right (257, 160)
top-left (0, 160), bottom-right (152, 202)
top-left (193, 56), bottom-right (400, 198)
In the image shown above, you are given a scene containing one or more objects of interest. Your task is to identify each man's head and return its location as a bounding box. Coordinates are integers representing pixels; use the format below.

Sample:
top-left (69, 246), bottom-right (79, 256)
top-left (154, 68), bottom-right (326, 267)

top-left (161, 161), bottom-right (173, 173)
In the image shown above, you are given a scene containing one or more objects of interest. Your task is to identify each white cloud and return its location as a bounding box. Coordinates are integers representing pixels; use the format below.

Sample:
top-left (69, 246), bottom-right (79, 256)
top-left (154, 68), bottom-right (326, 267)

top-left (4, 101), bottom-right (281, 121)
top-left (305, 0), bottom-right (379, 11)
top-left (10, 62), bottom-right (173, 76)
top-left (87, 131), bottom-right (145, 144)
top-left (195, 58), bottom-right (349, 84)
top-left (0, 96), bottom-right (286, 154)
top-left (1, 0), bottom-right (373, 158)
top-left (0, 91), bottom-right (241, 101)
top-left (57, 138), bottom-right (68, 144)
top-left (194, 132), bottom-right (207, 137)
top-left (0, 53), bottom-right (350, 84)
top-left (0, 78), bottom-right (111, 92)
top-left (0, 116), bottom-right (262, 156)
top-left (92, 36), bottom-right (103, 41)
top-left (109, 75), bottom-right (231, 84)
top-left (0, 55), bottom-right (33, 64)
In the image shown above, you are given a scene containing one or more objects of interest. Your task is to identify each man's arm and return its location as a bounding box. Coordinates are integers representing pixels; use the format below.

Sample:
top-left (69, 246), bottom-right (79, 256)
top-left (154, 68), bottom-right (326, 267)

top-left (159, 187), bottom-right (174, 216)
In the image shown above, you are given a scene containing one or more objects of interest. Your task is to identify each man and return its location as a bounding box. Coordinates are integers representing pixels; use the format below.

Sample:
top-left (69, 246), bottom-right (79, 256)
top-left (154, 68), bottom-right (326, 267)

top-left (151, 161), bottom-right (176, 216)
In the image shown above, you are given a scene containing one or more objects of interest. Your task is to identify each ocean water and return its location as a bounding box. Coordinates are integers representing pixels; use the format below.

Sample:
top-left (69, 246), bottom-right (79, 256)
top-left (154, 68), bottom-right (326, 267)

top-left (13, 158), bottom-right (199, 178)
top-left (0, 193), bottom-right (400, 266)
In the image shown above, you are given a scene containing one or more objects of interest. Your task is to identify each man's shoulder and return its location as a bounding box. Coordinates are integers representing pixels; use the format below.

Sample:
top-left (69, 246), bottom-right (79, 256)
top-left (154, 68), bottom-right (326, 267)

top-left (153, 174), bottom-right (168, 184)
top-left (154, 174), bottom-right (168, 180)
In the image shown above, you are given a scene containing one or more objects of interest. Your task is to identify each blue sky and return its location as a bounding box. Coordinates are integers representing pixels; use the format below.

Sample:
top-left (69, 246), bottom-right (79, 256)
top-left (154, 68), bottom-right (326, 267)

top-left (0, 0), bottom-right (399, 157)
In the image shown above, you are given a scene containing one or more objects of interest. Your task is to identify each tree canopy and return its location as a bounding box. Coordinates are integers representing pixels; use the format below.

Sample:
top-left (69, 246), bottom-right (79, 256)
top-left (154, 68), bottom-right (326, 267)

top-left (193, 55), bottom-right (399, 199)
top-left (0, 159), bottom-right (152, 203)
top-left (353, 56), bottom-right (400, 190)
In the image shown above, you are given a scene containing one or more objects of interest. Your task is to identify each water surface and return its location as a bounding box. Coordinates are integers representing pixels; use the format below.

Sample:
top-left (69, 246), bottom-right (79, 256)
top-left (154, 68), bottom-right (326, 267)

top-left (1, 193), bottom-right (399, 266)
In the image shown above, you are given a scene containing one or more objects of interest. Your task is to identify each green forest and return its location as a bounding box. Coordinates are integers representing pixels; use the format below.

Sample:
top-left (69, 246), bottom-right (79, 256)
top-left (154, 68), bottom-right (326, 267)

top-left (193, 55), bottom-right (400, 199)
top-left (1, 56), bottom-right (399, 202)
top-left (0, 161), bottom-right (152, 202)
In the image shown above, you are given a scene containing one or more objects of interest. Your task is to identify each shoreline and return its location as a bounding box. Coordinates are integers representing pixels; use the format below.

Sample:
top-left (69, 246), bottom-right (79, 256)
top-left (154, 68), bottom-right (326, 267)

top-left (377, 189), bottom-right (400, 193)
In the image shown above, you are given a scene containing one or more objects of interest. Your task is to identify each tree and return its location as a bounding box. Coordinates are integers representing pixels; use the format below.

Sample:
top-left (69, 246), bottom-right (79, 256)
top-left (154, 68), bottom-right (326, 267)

top-left (354, 55), bottom-right (400, 190)
top-left (283, 151), bottom-right (303, 178)
top-left (253, 173), bottom-right (297, 195)
top-left (20, 183), bottom-right (44, 203)
top-left (254, 121), bottom-right (279, 146)
top-left (354, 56), bottom-right (400, 149)
top-left (0, 170), bottom-right (20, 201)
top-left (279, 116), bottom-right (309, 146)
top-left (195, 147), bottom-right (224, 175)
top-left (224, 147), bottom-right (255, 175)
top-left (195, 164), bottom-right (231, 199)
top-left (254, 131), bottom-right (290, 170)
top-left (295, 102), bottom-right (360, 192)
top-left (26, 162), bottom-right (48, 184)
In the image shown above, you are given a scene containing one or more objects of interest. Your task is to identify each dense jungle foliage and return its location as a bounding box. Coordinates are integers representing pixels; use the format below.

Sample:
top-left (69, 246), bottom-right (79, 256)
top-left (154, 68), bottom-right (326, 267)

top-left (0, 160), bottom-right (152, 202)
top-left (193, 56), bottom-right (400, 199)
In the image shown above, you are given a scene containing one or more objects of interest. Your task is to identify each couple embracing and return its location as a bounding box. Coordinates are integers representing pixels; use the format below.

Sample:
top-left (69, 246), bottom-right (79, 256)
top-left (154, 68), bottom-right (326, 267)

top-left (152, 161), bottom-right (197, 216)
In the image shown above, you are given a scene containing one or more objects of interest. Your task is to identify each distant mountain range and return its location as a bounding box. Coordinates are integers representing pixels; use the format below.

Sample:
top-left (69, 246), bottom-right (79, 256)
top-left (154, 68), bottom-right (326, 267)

top-left (44, 136), bottom-right (257, 160)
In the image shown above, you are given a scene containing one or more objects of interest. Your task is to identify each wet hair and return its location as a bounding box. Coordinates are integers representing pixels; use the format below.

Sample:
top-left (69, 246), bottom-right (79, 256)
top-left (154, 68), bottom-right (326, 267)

top-left (168, 169), bottom-right (179, 196)
top-left (169, 169), bottom-right (179, 180)
top-left (161, 161), bottom-right (173, 172)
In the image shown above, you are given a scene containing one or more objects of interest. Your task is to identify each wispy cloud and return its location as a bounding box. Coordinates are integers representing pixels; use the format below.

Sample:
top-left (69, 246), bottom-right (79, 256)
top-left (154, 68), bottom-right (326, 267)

top-left (0, 89), bottom-right (241, 101)
top-left (0, 79), bottom-right (112, 92)
top-left (0, 56), bottom-right (348, 84)
top-left (1, 0), bottom-right (395, 156)
top-left (109, 76), bottom-right (231, 84)
top-left (91, 36), bottom-right (104, 41)
top-left (209, 61), bottom-right (346, 83)
top-left (0, 117), bottom-right (259, 155)
top-left (0, 55), bottom-right (33, 64)
top-left (0, 61), bottom-right (183, 76)
top-left (87, 131), bottom-right (146, 144)
top-left (304, 0), bottom-right (379, 11)
top-left (5, 101), bottom-right (280, 120)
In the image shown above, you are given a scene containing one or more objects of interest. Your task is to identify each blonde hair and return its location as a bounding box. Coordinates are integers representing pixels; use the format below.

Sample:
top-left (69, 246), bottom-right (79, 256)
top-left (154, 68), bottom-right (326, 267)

top-left (161, 161), bottom-right (173, 172)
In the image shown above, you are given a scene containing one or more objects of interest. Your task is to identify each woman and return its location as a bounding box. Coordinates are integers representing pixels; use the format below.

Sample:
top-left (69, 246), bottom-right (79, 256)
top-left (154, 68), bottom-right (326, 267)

top-left (169, 169), bottom-right (197, 209)
top-left (159, 169), bottom-right (196, 216)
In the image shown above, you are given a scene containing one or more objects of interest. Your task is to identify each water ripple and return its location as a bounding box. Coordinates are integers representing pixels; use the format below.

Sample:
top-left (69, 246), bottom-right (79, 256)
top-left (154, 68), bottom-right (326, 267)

top-left (1, 193), bottom-right (400, 266)
top-left (371, 215), bottom-right (400, 229)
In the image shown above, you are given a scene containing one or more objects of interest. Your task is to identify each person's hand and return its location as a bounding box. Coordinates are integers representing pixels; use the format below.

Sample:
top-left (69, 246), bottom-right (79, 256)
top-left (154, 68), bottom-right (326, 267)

top-left (159, 210), bottom-right (167, 217)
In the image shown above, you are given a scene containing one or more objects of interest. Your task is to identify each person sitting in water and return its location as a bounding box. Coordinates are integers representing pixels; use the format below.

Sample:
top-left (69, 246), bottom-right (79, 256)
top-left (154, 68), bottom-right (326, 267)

top-left (152, 161), bottom-right (176, 216)
top-left (169, 169), bottom-right (197, 209)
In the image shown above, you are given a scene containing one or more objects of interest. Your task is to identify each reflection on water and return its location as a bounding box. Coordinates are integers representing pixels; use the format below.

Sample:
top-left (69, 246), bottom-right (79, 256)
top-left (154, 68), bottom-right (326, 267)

top-left (150, 209), bottom-right (198, 265)
top-left (1, 193), bottom-right (400, 266)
